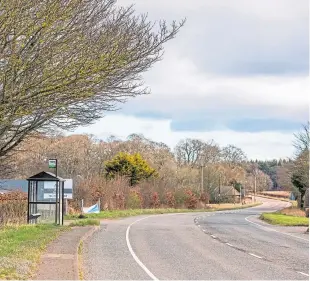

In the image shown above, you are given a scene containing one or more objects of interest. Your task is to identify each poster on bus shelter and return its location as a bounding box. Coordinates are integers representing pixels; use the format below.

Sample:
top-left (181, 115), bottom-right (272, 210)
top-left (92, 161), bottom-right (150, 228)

top-left (43, 180), bottom-right (73, 200)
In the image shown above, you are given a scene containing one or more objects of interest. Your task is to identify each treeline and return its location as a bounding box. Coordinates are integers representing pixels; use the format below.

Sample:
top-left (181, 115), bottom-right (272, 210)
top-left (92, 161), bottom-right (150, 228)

top-left (249, 159), bottom-right (294, 190)
top-left (2, 133), bottom-right (275, 208)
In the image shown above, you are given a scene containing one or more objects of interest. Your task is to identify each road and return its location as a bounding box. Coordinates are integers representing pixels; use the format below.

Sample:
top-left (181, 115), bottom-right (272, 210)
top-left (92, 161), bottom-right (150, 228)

top-left (83, 198), bottom-right (309, 280)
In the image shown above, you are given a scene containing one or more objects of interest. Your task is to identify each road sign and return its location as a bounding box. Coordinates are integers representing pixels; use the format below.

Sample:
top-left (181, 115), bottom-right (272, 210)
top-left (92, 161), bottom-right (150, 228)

top-left (48, 159), bottom-right (57, 169)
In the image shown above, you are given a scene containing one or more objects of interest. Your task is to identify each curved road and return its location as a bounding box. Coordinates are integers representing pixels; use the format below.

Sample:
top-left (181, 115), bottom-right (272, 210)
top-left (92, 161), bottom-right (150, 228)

top-left (83, 198), bottom-right (309, 280)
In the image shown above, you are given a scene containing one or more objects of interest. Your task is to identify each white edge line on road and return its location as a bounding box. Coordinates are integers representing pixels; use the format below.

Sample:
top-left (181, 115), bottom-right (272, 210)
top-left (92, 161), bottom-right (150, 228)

top-left (249, 253), bottom-right (262, 259)
top-left (126, 216), bottom-right (159, 281)
top-left (225, 243), bottom-right (233, 247)
top-left (245, 215), bottom-right (309, 242)
top-left (297, 271), bottom-right (309, 277)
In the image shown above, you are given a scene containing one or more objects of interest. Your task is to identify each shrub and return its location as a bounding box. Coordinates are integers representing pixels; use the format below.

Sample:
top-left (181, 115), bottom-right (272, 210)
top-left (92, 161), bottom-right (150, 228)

top-left (126, 190), bottom-right (143, 209)
top-left (151, 192), bottom-right (161, 208)
top-left (104, 152), bottom-right (158, 186)
top-left (0, 191), bottom-right (27, 226)
top-left (165, 191), bottom-right (176, 208)
top-left (184, 189), bottom-right (198, 209)
top-left (112, 192), bottom-right (126, 209)
top-left (174, 189), bottom-right (187, 207)
top-left (200, 192), bottom-right (210, 204)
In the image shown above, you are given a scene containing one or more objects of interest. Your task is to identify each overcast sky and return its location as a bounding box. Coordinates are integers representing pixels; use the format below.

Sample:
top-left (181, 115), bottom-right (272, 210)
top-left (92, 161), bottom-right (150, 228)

top-left (74, 0), bottom-right (309, 160)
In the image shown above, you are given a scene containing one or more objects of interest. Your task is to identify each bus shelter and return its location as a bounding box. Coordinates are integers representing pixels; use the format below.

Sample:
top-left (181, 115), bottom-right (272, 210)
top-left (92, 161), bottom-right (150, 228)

top-left (27, 171), bottom-right (65, 225)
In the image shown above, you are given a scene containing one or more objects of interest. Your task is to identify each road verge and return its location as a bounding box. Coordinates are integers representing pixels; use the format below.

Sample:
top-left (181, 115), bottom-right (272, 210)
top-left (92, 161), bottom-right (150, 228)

top-left (260, 212), bottom-right (309, 226)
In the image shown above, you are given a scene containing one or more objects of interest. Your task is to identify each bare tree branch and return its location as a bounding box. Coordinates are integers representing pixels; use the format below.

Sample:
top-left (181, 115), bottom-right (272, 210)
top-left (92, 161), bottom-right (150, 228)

top-left (0, 0), bottom-right (185, 157)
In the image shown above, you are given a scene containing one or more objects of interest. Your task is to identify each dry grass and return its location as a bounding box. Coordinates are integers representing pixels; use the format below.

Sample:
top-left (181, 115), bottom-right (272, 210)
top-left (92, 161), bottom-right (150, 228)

top-left (259, 191), bottom-right (290, 198)
top-left (280, 207), bottom-right (306, 217)
top-left (0, 191), bottom-right (27, 226)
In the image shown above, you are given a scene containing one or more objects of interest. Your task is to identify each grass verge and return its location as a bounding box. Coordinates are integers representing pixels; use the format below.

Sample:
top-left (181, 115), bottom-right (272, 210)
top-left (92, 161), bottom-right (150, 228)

top-left (65, 202), bottom-right (262, 220)
top-left (0, 224), bottom-right (68, 280)
top-left (69, 219), bottom-right (100, 227)
top-left (260, 212), bottom-right (309, 226)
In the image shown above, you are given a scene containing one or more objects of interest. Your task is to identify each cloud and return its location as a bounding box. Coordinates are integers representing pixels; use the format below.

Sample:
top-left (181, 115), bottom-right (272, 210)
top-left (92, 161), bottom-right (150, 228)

top-left (71, 0), bottom-right (308, 160)
top-left (119, 0), bottom-right (309, 76)
top-left (73, 114), bottom-right (296, 160)
top-left (120, 54), bottom-right (309, 123)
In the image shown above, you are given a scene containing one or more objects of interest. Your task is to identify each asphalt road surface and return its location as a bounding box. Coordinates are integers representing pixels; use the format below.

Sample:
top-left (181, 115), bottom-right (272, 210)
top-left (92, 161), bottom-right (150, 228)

top-left (83, 198), bottom-right (309, 280)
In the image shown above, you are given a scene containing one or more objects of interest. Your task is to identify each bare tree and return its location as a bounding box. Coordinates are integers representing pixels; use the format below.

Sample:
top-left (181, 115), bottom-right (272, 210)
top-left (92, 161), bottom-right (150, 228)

top-left (174, 138), bottom-right (206, 167)
top-left (293, 122), bottom-right (309, 156)
top-left (0, 0), bottom-right (185, 158)
top-left (291, 122), bottom-right (309, 208)
top-left (198, 140), bottom-right (221, 165)
top-left (221, 145), bottom-right (247, 166)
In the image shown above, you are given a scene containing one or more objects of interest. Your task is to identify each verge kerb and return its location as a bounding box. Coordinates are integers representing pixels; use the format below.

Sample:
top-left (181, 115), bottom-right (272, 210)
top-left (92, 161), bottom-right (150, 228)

top-left (74, 226), bottom-right (100, 280)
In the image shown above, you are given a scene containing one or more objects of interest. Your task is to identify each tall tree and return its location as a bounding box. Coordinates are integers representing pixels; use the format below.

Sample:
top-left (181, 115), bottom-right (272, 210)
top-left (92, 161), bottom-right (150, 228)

top-left (291, 122), bottom-right (309, 208)
top-left (0, 0), bottom-right (185, 158)
top-left (221, 145), bottom-right (247, 166)
top-left (174, 138), bottom-right (206, 167)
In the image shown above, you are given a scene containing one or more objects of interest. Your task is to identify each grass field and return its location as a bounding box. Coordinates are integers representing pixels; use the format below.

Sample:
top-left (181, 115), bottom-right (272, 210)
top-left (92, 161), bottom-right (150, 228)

top-left (65, 202), bottom-right (262, 220)
top-left (260, 212), bottom-right (309, 226)
top-left (0, 224), bottom-right (67, 280)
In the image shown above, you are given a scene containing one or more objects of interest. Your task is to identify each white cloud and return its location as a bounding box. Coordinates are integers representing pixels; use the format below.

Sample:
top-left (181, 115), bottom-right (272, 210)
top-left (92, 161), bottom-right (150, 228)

top-left (71, 0), bottom-right (308, 160)
top-left (122, 53), bottom-right (309, 121)
top-left (73, 114), bottom-right (296, 160)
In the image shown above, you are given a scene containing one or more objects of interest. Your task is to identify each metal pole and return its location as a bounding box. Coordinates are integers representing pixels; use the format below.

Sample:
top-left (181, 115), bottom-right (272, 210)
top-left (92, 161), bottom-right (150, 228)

top-left (233, 184), bottom-right (236, 205)
top-left (27, 181), bottom-right (31, 224)
top-left (62, 182), bottom-right (64, 225)
top-left (240, 186), bottom-right (242, 204)
top-left (55, 181), bottom-right (58, 224)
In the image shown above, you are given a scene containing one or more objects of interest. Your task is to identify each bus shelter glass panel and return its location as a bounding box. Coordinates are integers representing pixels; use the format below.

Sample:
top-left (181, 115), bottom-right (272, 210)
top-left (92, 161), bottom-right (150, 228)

top-left (27, 172), bottom-right (64, 225)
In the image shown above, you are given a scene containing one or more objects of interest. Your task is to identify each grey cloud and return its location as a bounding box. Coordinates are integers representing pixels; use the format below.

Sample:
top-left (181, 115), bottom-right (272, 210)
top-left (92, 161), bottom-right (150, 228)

top-left (118, 0), bottom-right (309, 76)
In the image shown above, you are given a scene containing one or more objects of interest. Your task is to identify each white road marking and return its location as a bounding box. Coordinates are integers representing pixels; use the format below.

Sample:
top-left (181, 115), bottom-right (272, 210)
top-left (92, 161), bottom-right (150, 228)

top-left (211, 235), bottom-right (217, 238)
top-left (297, 271), bottom-right (309, 277)
top-left (226, 243), bottom-right (233, 247)
top-left (249, 253), bottom-right (262, 259)
top-left (197, 225), bottom-right (201, 227)
top-left (126, 216), bottom-right (159, 281)
top-left (245, 215), bottom-right (309, 242)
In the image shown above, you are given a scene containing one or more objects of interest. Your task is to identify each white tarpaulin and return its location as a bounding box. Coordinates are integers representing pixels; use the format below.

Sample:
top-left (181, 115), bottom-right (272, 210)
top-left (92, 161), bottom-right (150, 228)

top-left (83, 203), bottom-right (100, 214)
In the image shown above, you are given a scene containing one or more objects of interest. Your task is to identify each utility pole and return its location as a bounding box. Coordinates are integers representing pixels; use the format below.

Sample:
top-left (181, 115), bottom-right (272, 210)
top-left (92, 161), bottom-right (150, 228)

top-left (254, 174), bottom-right (257, 202)
top-left (218, 173), bottom-right (221, 204)
top-left (201, 165), bottom-right (204, 194)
